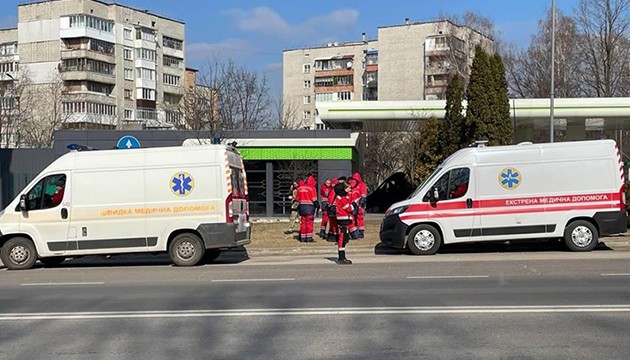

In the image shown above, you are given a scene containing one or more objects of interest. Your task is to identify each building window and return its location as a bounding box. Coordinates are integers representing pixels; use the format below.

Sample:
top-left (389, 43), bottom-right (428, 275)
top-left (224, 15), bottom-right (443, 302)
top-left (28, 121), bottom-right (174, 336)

top-left (136, 48), bottom-right (156, 62)
top-left (62, 101), bottom-right (115, 115)
top-left (303, 64), bottom-right (311, 74)
top-left (303, 96), bottom-right (311, 104)
top-left (338, 91), bottom-right (352, 101)
top-left (124, 47), bottom-right (133, 60)
top-left (124, 109), bottom-right (133, 120)
top-left (137, 28), bottom-right (156, 42)
top-left (163, 55), bottom-right (182, 69)
top-left (136, 68), bottom-right (155, 81)
top-left (124, 89), bottom-right (133, 100)
top-left (163, 36), bottom-right (183, 50)
top-left (138, 88), bottom-right (156, 101)
top-left (303, 110), bottom-right (311, 120)
top-left (136, 107), bottom-right (157, 120)
top-left (0, 62), bottom-right (17, 73)
top-left (60, 59), bottom-right (114, 75)
top-left (68, 14), bottom-right (113, 33)
top-left (124, 68), bottom-right (133, 80)
top-left (315, 93), bottom-right (332, 102)
top-left (123, 28), bottom-right (133, 40)
top-left (303, 80), bottom-right (311, 88)
top-left (86, 82), bottom-right (112, 95)
top-left (89, 39), bottom-right (114, 54)
top-left (0, 42), bottom-right (18, 56)
top-left (163, 74), bottom-right (181, 86)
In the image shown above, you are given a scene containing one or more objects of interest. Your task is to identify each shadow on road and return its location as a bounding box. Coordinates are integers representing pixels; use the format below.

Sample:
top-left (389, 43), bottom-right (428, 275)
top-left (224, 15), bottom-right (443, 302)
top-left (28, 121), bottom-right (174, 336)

top-left (373, 239), bottom-right (614, 256)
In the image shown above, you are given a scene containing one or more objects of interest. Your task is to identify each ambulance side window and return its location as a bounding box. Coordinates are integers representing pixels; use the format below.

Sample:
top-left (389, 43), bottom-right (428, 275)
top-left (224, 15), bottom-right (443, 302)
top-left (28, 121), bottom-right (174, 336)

top-left (26, 174), bottom-right (66, 210)
top-left (422, 168), bottom-right (470, 202)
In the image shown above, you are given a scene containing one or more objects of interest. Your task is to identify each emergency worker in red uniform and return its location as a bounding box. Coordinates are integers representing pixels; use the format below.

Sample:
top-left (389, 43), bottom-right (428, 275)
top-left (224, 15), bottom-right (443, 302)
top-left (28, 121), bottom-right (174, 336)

top-left (318, 178), bottom-right (333, 238)
top-left (351, 173), bottom-right (368, 238)
top-left (296, 175), bottom-right (318, 242)
top-left (326, 176), bottom-right (346, 242)
top-left (330, 181), bottom-right (359, 264)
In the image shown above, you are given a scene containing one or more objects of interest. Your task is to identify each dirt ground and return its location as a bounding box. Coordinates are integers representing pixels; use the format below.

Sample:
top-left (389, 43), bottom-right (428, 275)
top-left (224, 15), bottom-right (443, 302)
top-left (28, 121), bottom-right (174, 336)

top-left (250, 215), bottom-right (384, 248)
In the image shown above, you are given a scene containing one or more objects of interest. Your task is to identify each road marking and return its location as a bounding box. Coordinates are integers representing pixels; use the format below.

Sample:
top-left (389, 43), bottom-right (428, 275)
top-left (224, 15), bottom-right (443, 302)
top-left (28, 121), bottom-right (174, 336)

top-left (2, 305), bottom-right (630, 321)
top-left (20, 282), bottom-right (105, 286)
top-left (211, 278), bottom-right (295, 283)
top-left (406, 275), bottom-right (490, 279)
top-left (601, 273), bottom-right (630, 277)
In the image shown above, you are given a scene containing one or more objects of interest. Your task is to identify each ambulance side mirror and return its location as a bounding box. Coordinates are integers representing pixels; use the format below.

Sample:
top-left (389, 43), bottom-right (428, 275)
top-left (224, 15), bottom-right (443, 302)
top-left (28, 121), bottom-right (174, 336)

top-left (19, 194), bottom-right (28, 212)
top-left (430, 187), bottom-right (440, 203)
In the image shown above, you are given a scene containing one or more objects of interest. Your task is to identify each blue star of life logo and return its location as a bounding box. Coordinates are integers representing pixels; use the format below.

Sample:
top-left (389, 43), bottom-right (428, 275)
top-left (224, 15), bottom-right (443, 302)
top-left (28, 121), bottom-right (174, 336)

top-left (499, 167), bottom-right (522, 190)
top-left (171, 172), bottom-right (194, 196)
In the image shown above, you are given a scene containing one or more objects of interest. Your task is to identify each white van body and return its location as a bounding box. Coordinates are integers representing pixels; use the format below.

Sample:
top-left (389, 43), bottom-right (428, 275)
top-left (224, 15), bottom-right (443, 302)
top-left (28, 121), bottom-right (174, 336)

top-left (380, 140), bottom-right (627, 254)
top-left (0, 144), bottom-right (250, 269)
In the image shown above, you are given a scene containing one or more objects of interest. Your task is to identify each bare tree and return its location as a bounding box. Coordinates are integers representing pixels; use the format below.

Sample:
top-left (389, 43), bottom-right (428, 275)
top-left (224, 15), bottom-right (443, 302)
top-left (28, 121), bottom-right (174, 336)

top-left (272, 95), bottom-right (307, 129)
top-left (0, 67), bottom-right (32, 148)
top-left (504, 9), bottom-right (583, 98)
top-left (574, 0), bottom-right (630, 97)
top-left (18, 71), bottom-right (68, 148)
top-left (196, 57), bottom-right (273, 132)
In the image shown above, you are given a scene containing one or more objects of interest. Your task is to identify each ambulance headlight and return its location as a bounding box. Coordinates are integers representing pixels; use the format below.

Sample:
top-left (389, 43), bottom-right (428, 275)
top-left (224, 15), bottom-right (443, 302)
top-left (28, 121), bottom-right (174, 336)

top-left (386, 205), bottom-right (408, 216)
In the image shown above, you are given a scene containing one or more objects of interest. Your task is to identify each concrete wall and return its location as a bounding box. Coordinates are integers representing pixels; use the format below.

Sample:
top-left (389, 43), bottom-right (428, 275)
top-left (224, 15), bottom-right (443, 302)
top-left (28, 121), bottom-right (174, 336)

top-left (0, 149), bottom-right (57, 208)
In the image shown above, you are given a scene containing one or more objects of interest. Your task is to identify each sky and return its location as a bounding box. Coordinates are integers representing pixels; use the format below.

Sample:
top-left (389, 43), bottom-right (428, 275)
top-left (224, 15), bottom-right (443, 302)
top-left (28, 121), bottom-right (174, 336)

top-left (0, 0), bottom-right (578, 96)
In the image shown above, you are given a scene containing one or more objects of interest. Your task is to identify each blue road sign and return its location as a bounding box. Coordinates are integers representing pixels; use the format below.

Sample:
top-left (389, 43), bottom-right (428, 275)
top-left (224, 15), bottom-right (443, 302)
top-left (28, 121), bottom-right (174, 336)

top-left (117, 135), bottom-right (141, 149)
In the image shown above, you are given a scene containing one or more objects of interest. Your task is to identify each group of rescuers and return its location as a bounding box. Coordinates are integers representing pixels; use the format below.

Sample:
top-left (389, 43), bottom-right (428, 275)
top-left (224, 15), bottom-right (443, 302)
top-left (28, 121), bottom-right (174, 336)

top-left (287, 173), bottom-right (367, 265)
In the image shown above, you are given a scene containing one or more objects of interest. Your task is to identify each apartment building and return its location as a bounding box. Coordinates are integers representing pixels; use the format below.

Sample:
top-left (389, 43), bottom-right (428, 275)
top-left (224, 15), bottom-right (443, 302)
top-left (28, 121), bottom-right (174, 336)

top-left (283, 20), bottom-right (493, 129)
top-left (0, 0), bottom-right (186, 146)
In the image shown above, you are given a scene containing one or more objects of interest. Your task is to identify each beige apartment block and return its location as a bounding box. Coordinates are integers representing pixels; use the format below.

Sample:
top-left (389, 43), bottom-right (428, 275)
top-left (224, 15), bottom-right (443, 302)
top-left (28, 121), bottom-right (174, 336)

top-left (283, 20), bottom-right (493, 129)
top-left (1, 0), bottom-right (187, 146)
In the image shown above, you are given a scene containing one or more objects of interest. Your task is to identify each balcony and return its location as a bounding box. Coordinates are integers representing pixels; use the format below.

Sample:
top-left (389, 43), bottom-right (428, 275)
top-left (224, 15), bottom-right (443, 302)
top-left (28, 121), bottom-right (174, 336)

top-left (135, 39), bottom-right (156, 51)
top-left (62, 92), bottom-right (116, 105)
top-left (163, 84), bottom-right (185, 95)
top-left (60, 70), bottom-right (116, 85)
top-left (61, 49), bottom-right (114, 63)
top-left (314, 68), bottom-right (353, 76)
top-left (425, 64), bottom-right (451, 76)
top-left (64, 113), bottom-right (117, 126)
top-left (163, 46), bottom-right (184, 59)
top-left (135, 59), bottom-right (156, 71)
top-left (60, 27), bottom-right (115, 44)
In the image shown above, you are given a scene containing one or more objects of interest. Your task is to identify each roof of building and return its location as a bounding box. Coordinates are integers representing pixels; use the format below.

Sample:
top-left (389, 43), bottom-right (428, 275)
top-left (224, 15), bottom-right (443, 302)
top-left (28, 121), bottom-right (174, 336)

top-left (378, 19), bottom-right (493, 41)
top-left (19, 0), bottom-right (185, 25)
top-left (283, 39), bottom-right (377, 53)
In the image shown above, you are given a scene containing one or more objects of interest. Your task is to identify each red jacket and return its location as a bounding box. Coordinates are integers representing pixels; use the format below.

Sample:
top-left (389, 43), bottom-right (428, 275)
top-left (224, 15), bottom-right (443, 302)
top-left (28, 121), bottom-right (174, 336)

top-left (296, 176), bottom-right (317, 205)
top-left (320, 180), bottom-right (333, 203)
top-left (332, 192), bottom-right (355, 221)
top-left (352, 173), bottom-right (368, 198)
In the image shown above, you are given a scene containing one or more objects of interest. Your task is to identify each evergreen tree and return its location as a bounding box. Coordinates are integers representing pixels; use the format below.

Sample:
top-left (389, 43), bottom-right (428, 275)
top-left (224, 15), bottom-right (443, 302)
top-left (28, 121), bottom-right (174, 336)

top-left (465, 45), bottom-right (493, 145)
top-left (489, 52), bottom-right (513, 145)
top-left (414, 117), bottom-right (444, 182)
top-left (442, 74), bottom-right (466, 155)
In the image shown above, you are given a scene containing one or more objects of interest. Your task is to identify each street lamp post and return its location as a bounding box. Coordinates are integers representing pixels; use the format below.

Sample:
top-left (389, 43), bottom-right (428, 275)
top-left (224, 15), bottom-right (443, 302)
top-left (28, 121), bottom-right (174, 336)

top-left (550, 0), bottom-right (556, 143)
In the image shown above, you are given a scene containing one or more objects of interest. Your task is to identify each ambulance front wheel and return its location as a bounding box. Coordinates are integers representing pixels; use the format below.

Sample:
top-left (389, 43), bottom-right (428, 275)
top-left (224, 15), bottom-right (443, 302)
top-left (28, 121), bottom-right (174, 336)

top-left (564, 220), bottom-right (599, 252)
top-left (1, 237), bottom-right (38, 270)
top-left (407, 224), bottom-right (442, 255)
top-left (169, 233), bottom-right (205, 266)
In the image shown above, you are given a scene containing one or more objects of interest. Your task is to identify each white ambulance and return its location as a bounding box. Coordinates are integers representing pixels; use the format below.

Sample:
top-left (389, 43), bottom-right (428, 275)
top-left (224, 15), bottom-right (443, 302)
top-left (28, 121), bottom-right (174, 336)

top-left (0, 144), bottom-right (250, 270)
top-left (380, 140), bottom-right (627, 254)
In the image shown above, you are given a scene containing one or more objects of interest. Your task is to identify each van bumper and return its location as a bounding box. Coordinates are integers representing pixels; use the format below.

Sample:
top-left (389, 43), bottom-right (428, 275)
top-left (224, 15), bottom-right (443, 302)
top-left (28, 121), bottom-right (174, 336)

top-left (379, 214), bottom-right (408, 249)
top-left (197, 222), bottom-right (251, 249)
top-left (594, 211), bottom-right (628, 236)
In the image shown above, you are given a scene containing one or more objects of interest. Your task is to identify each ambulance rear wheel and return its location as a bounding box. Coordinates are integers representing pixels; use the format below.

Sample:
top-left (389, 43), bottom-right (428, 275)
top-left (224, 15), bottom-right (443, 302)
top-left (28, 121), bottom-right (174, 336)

top-left (1, 237), bottom-right (38, 270)
top-left (408, 224), bottom-right (442, 255)
top-left (564, 220), bottom-right (598, 252)
top-left (169, 233), bottom-right (205, 266)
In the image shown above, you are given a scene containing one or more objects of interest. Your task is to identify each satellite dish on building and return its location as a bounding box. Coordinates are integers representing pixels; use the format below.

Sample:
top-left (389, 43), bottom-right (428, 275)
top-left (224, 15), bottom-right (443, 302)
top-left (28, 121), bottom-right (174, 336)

top-left (346, 61), bottom-right (352, 69)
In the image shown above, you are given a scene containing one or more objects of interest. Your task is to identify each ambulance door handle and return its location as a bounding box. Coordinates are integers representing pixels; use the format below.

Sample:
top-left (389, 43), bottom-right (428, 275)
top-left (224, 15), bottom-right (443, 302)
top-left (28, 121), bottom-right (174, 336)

top-left (466, 198), bottom-right (473, 209)
top-left (61, 208), bottom-right (68, 219)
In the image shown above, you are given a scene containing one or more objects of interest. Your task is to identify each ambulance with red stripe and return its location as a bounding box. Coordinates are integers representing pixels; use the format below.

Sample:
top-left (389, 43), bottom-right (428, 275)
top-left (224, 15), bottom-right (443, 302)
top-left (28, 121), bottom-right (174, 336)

top-left (380, 140), bottom-right (627, 254)
top-left (0, 143), bottom-right (250, 270)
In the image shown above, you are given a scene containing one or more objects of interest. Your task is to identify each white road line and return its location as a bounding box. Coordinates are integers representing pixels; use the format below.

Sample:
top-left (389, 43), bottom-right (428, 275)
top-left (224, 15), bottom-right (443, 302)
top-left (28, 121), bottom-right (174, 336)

top-left (601, 273), bottom-right (630, 277)
top-left (407, 275), bottom-right (490, 279)
top-left (20, 282), bottom-right (105, 286)
top-left (211, 278), bottom-right (295, 283)
top-left (2, 305), bottom-right (630, 321)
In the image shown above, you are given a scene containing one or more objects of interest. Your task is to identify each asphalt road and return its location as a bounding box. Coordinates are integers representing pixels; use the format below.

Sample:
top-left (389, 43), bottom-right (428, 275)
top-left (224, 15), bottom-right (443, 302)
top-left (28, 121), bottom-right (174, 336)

top-left (2, 252), bottom-right (630, 359)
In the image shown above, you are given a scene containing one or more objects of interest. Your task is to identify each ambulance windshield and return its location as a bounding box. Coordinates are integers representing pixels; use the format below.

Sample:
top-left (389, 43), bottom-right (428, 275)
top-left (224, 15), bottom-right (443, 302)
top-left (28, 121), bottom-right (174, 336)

top-left (408, 166), bottom-right (442, 199)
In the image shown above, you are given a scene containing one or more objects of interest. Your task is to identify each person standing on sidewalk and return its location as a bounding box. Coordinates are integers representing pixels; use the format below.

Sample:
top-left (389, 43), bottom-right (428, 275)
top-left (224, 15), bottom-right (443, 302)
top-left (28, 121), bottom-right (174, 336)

top-left (327, 177), bottom-right (346, 242)
top-left (331, 181), bottom-right (359, 265)
top-left (351, 173), bottom-right (368, 238)
top-left (285, 181), bottom-right (300, 235)
top-left (318, 178), bottom-right (333, 238)
top-left (296, 175), bottom-right (318, 242)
